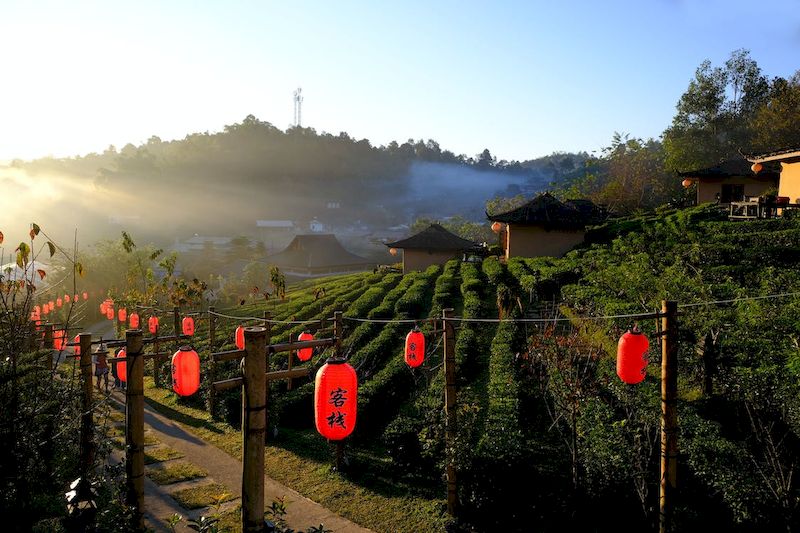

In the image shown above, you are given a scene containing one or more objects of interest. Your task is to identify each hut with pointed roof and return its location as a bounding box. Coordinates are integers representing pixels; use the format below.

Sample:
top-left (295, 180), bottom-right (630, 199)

top-left (265, 234), bottom-right (374, 278)
top-left (385, 224), bottom-right (481, 274)
top-left (678, 158), bottom-right (779, 205)
top-left (487, 192), bottom-right (605, 260)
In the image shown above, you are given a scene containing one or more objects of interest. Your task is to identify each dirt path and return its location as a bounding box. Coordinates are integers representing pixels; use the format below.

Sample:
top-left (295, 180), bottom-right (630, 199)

top-left (87, 320), bottom-right (372, 532)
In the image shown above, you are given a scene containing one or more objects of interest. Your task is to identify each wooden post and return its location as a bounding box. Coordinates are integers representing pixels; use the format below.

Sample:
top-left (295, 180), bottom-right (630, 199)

top-left (660, 300), bottom-right (678, 533)
top-left (125, 329), bottom-right (145, 530)
top-left (79, 333), bottom-right (94, 481)
top-left (153, 331), bottom-right (161, 388)
top-left (241, 326), bottom-right (267, 533)
top-left (286, 326), bottom-right (294, 391)
top-left (333, 311), bottom-right (344, 471)
top-left (208, 306), bottom-right (217, 415)
top-left (264, 311), bottom-right (271, 441)
top-left (443, 308), bottom-right (458, 517)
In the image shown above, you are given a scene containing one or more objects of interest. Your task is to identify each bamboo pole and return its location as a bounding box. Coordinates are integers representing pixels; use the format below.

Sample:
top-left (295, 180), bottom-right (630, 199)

top-left (660, 300), bottom-right (678, 533)
top-left (334, 311), bottom-right (344, 471)
top-left (443, 308), bottom-right (458, 517)
top-left (208, 305), bottom-right (217, 415)
top-left (125, 329), bottom-right (145, 530)
top-left (241, 326), bottom-right (267, 533)
top-left (79, 333), bottom-right (94, 481)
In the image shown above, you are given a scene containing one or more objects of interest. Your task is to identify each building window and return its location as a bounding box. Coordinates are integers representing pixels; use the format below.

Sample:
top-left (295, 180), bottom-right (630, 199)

top-left (720, 184), bottom-right (745, 203)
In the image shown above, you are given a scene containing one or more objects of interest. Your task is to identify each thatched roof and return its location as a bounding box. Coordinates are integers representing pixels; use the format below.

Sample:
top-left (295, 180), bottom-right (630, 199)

top-left (266, 234), bottom-right (372, 270)
top-left (486, 193), bottom-right (605, 230)
top-left (677, 158), bottom-right (780, 180)
top-left (385, 224), bottom-right (479, 251)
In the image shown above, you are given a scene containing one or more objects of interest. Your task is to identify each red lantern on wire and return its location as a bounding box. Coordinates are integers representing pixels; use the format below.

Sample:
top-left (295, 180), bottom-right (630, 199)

top-left (491, 221), bottom-right (503, 233)
top-left (129, 312), bottom-right (140, 329)
top-left (53, 329), bottom-right (65, 350)
top-left (74, 293), bottom-right (79, 303)
top-left (118, 308), bottom-right (127, 322)
top-left (148, 316), bottom-right (159, 335)
top-left (314, 359), bottom-right (358, 441)
top-left (172, 346), bottom-right (200, 396)
top-left (404, 328), bottom-right (425, 368)
top-left (116, 348), bottom-right (127, 383)
top-left (49, 300), bottom-right (54, 309)
top-left (297, 331), bottom-right (314, 361)
top-left (82, 292), bottom-right (88, 301)
top-left (43, 305), bottom-right (50, 316)
top-left (106, 307), bottom-right (114, 320)
top-left (64, 294), bottom-right (70, 303)
top-left (182, 316), bottom-right (195, 336)
top-left (73, 334), bottom-right (81, 356)
top-left (34, 305), bottom-right (40, 314)
top-left (100, 302), bottom-right (107, 314)
top-left (56, 298), bottom-right (62, 308)
top-left (617, 327), bottom-right (650, 384)
top-left (235, 326), bottom-right (245, 350)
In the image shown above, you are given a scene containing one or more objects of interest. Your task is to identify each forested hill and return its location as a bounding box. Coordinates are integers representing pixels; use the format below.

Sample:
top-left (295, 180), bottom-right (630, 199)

top-left (9, 116), bottom-right (586, 241)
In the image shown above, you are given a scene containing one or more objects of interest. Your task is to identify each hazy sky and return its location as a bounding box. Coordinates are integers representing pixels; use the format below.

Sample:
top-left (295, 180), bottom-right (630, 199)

top-left (1, 0), bottom-right (798, 163)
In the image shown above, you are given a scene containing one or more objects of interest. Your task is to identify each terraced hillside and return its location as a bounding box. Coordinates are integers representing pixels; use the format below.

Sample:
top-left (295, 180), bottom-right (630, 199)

top-left (138, 205), bottom-right (800, 532)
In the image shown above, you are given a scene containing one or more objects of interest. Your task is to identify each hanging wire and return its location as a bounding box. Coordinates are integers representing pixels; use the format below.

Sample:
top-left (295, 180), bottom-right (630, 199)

top-left (677, 291), bottom-right (800, 308)
top-left (208, 309), bottom-right (320, 325)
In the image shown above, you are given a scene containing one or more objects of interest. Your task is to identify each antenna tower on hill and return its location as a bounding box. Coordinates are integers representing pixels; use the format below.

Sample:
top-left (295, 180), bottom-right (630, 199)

top-left (293, 88), bottom-right (303, 127)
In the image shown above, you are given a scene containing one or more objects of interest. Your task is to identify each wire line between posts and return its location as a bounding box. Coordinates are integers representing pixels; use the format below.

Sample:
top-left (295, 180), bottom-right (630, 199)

top-left (208, 309), bottom-right (321, 325)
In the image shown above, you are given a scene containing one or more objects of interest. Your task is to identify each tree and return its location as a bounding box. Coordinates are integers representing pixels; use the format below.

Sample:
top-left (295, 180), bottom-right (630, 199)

top-left (663, 49), bottom-right (769, 171)
top-left (269, 266), bottom-right (286, 300)
top-left (750, 71), bottom-right (800, 153)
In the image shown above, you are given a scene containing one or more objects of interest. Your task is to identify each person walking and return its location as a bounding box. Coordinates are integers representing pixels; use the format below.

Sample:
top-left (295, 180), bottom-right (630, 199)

top-left (93, 347), bottom-right (110, 392)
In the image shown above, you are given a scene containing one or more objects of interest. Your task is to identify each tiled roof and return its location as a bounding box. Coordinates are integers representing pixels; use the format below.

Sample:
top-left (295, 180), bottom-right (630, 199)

top-left (486, 192), bottom-right (605, 229)
top-left (385, 224), bottom-right (479, 251)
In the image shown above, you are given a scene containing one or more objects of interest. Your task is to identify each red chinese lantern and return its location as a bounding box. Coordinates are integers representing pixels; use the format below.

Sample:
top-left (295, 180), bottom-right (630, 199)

top-left (297, 331), bottom-right (314, 361)
top-left (116, 348), bottom-right (127, 382)
top-left (751, 162), bottom-right (763, 174)
top-left (100, 302), bottom-right (107, 314)
top-left (49, 300), bottom-right (54, 309)
top-left (491, 221), bottom-right (503, 233)
top-left (34, 305), bottom-right (40, 314)
top-left (56, 298), bottom-right (62, 308)
top-left (64, 294), bottom-right (70, 303)
top-left (681, 178), bottom-right (694, 189)
top-left (82, 292), bottom-right (88, 300)
top-left (388, 247), bottom-right (398, 256)
top-left (74, 293), bottom-right (79, 302)
top-left (404, 328), bottom-right (425, 368)
top-left (73, 334), bottom-right (81, 356)
top-left (235, 326), bottom-right (245, 350)
top-left (616, 328), bottom-right (650, 384)
top-left (53, 329), bottom-right (65, 350)
top-left (43, 305), bottom-right (50, 316)
top-left (182, 316), bottom-right (195, 336)
top-left (172, 346), bottom-right (200, 396)
top-left (118, 308), bottom-right (127, 322)
top-left (129, 312), bottom-right (140, 329)
top-left (314, 359), bottom-right (358, 441)
top-left (106, 307), bottom-right (114, 320)
top-left (148, 316), bottom-right (159, 335)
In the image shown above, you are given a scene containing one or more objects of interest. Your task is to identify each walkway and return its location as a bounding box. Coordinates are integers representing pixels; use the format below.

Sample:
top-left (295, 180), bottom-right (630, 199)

top-left (85, 320), bottom-right (372, 532)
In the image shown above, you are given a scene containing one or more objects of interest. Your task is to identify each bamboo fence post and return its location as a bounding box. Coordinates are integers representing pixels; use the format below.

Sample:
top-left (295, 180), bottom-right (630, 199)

top-left (443, 308), bottom-right (458, 517)
top-left (208, 305), bottom-right (216, 415)
top-left (153, 325), bottom-right (161, 387)
top-left (79, 333), bottom-right (94, 481)
top-left (241, 326), bottom-right (267, 533)
top-left (125, 328), bottom-right (145, 530)
top-left (660, 300), bottom-right (678, 533)
top-left (263, 311), bottom-right (271, 441)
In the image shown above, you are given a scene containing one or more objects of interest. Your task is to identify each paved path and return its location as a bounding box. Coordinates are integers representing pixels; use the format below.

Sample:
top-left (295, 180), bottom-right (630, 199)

top-left (87, 320), bottom-right (372, 532)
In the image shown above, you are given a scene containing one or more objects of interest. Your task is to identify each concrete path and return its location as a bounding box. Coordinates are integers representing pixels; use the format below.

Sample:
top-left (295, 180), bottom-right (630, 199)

top-left (87, 319), bottom-right (373, 532)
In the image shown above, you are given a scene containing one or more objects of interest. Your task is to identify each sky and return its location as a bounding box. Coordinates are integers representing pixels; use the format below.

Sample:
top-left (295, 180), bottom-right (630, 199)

top-left (0, 0), bottom-right (798, 163)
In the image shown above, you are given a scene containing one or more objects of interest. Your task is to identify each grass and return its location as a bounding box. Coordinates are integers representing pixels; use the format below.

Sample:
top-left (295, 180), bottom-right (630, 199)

top-left (142, 377), bottom-right (448, 533)
top-left (144, 445), bottom-right (185, 465)
top-left (171, 483), bottom-right (235, 510)
top-left (147, 461), bottom-right (208, 485)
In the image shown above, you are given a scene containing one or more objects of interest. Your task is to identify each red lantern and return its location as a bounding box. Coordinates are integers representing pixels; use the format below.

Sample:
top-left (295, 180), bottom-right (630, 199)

top-left (49, 300), bottom-right (54, 309)
top-left (73, 334), bottom-right (81, 356)
top-left (43, 305), bottom-right (50, 316)
top-left (82, 292), bottom-right (88, 300)
top-left (106, 307), bottom-right (114, 320)
top-left (172, 346), bottom-right (200, 396)
top-left (404, 328), bottom-right (425, 368)
top-left (116, 348), bottom-right (127, 382)
top-left (681, 178), bottom-right (694, 189)
top-left (129, 312), bottom-right (140, 329)
top-left (297, 332), bottom-right (314, 361)
top-left (751, 162), bottom-right (763, 174)
top-left (34, 305), bottom-right (40, 314)
top-left (118, 308), bottom-right (127, 322)
top-left (74, 293), bottom-right (79, 302)
top-left (53, 329), bottom-right (65, 350)
top-left (491, 221), bottom-right (503, 233)
top-left (314, 359), bottom-right (358, 441)
top-left (235, 326), bottom-right (245, 350)
top-left (56, 298), bottom-right (62, 308)
top-left (182, 316), bottom-right (195, 336)
top-left (616, 328), bottom-right (650, 384)
top-left (100, 302), bottom-right (107, 314)
top-left (64, 294), bottom-right (70, 303)
top-left (388, 247), bottom-right (398, 256)
top-left (148, 316), bottom-right (159, 335)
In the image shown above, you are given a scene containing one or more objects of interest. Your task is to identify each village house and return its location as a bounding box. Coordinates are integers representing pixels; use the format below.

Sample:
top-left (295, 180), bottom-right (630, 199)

top-left (385, 223), bottom-right (481, 274)
top-left (265, 234), bottom-right (374, 278)
top-left (678, 158), bottom-right (779, 205)
top-left (747, 148), bottom-right (800, 202)
top-left (486, 192), bottom-right (605, 260)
